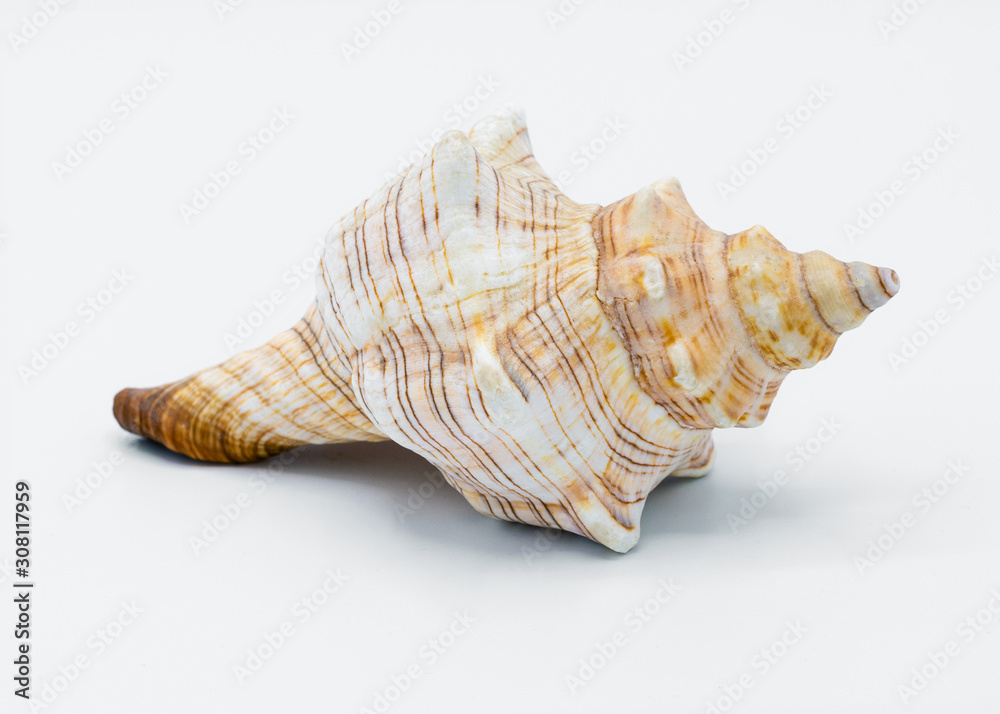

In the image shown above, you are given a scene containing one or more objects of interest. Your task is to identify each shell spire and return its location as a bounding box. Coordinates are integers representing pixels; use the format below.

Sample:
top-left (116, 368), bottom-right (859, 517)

top-left (726, 225), bottom-right (899, 371)
top-left (593, 179), bottom-right (898, 430)
top-left (113, 107), bottom-right (898, 552)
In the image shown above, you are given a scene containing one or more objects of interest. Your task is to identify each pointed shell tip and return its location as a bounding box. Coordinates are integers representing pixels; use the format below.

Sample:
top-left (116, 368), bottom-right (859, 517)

top-left (878, 267), bottom-right (900, 297)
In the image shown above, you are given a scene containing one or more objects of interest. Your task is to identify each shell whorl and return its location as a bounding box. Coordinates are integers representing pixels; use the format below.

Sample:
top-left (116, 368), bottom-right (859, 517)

top-left (593, 179), bottom-right (898, 429)
top-left (113, 107), bottom-right (898, 552)
top-left (726, 226), bottom-right (899, 371)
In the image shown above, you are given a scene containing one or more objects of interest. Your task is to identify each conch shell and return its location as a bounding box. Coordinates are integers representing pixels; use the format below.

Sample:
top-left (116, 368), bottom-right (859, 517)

top-left (113, 107), bottom-right (898, 552)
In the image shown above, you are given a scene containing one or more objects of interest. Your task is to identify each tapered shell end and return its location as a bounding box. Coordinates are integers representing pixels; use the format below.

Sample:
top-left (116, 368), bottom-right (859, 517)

top-left (113, 384), bottom-right (175, 443)
top-left (727, 227), bottom-right (900, 370)
top-left (113, 380), bottom-right (298, 463)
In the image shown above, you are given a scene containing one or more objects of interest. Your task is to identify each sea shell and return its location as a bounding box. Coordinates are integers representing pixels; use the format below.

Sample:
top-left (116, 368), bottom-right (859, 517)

top-left (113, 107), bottom-right (899, 552)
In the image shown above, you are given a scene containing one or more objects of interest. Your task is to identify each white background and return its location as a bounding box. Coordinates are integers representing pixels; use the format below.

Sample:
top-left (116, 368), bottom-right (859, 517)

top-left (3, 1), bottom-right (999, 712)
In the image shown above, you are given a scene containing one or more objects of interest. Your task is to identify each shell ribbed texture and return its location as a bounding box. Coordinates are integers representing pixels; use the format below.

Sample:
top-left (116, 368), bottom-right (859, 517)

top-left (114, 108), bottom-right (897, 552)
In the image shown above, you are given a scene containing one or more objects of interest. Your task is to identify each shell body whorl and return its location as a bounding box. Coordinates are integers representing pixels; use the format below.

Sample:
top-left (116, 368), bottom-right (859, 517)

top-left (113, 107), bottom-right (898, 552)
